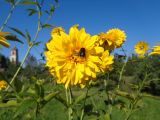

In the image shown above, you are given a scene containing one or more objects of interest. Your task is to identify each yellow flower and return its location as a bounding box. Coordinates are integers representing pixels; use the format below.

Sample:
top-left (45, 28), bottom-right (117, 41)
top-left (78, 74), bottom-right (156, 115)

top-left (45, 26), bottom-right (114, 89)
top-left (98, 28), bottom-right (126, 50)
top-left (149, 45), bottom-right (160, 55)
top-left (0, 32), bottom-right (10, 48)
top-left (134, 41), bottom-right (149, 58)
top-left (51, 27), bottom-right (65, 37)
top-left (0, 80), bottom-right (8, 90)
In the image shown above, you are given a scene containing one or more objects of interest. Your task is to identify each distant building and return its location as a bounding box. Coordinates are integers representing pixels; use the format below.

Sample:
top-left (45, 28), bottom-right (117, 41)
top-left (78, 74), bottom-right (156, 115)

top-left (10, 47), bottom-right (18, 65)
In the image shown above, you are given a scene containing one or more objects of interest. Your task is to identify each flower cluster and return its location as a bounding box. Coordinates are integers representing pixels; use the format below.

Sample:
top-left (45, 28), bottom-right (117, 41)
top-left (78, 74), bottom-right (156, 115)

top-left (134, 41), bottom-right (160, 58)
top-left (0, 32), bottom-right (10, 48)
top-left (98, 29), bottom-right (126, 50)
top-left (45, 26), bottom-right (126, 89)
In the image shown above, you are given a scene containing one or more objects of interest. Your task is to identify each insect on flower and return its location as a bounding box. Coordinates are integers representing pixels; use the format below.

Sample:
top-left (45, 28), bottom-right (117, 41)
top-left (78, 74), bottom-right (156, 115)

top-left (79, 48), bottom-right (86, 57)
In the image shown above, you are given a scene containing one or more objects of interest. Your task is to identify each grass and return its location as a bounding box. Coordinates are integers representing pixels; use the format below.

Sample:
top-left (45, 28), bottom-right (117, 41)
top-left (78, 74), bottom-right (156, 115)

top-left (0, 84), bottom-right (160, 120)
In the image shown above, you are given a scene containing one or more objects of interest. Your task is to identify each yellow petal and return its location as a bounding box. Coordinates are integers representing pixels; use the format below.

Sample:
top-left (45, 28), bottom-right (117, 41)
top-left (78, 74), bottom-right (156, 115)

top-left (0, 39), bottom-right (10, 48)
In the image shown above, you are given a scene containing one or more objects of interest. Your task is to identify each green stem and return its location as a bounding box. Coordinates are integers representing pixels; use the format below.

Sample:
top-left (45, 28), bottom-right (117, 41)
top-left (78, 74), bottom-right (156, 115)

top-left (6, 1), bottom-right (42, 91)
top-left (66, 88), bottom-right (73, 120)
top-left (80, 87), bottom-right (89, 120)
top-left (117, 58), bottom-right (127, 89)
top-left (125, 73), bottom-right (148, 120)
top-left (0, 0), bottom-right (21, 31)
top-left (6, 45), bottom-right (33, 91)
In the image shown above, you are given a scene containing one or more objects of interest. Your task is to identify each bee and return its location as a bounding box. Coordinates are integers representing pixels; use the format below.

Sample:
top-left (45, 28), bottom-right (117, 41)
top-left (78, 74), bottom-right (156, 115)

top-left (79, 48), bottom-right (86, 57)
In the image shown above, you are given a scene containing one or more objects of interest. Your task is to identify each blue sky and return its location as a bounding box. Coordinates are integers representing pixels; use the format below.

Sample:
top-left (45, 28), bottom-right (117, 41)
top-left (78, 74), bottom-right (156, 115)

top-left (1, 0), bottom-right (160, 61)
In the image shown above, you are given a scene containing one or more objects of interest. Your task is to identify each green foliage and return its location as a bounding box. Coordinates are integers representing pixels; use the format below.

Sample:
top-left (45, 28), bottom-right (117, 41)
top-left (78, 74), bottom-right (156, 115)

top-left (14, 99), bottom-right (37, 118)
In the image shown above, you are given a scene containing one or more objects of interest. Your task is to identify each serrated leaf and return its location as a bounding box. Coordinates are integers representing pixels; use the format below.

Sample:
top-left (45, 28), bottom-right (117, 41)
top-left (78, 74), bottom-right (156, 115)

top-left (9, 27), bottom-right (26, 38)
top-left (5, 35), bottom-right (24, 44)
top-left (14, 79), bottom-right (23, 93)
top-left (42, 24), bottom-right (52, 29)
top-left (14, 99), bottom-right (36, 118)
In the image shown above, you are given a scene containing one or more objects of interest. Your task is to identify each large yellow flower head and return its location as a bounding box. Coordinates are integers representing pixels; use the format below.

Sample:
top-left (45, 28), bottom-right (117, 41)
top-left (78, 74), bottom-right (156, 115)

top-left (0, 32), bottom-right (10, 48)
top-left (45, 26), bottom-right (114, 89)
top-left (134, 41), bottom-right (149, 58)
top-left (149, 45), bottom-right (160, 55)
top-left (98, 28), bottom-right (126, 50)
top-left (0, 80), bottom-right (8, 90)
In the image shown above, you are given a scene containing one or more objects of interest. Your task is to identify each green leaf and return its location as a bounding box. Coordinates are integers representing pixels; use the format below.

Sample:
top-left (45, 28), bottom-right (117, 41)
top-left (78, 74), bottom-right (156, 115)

top-left (38, 91), bottom-right (60, 108)
top-left (0, 100), bottom-right (18, 108)
top-left (33, 41), bottom-right (41, 46)
top-left (9, 27), bottom-right (26, 38)
top-left (104, 113), bottom-right (111, 120)
top-left (14, 99), bottom-right (36, 118)
top-left (50, 5), bottom-right (55, 14)
top-left (44, 91), bottom-right (60, 102)
top-left (55, 95), bottom-right (68, 108)
top-left (19, 1), bottom-right (37, 5)
top-left (45, 10), bottom-right (50, 15)
top-left (5, 0), bottom-right (15, 5)
top-left (35, 84), bottom-right (44, 98)
top-left (42, 24), bottom-right (52, 29)
top-left (5, 35), bottom-right (24, 44)
top-left (14, 78), bottom-right (23, 93)
top-left (55, 0), bottom-right (58, 3)
top-left (27, 8), bottom-right (38, 16)
top-left (74, 92), bottom-right (86, 105)
top-left (25, 30), bottom-right (31, 44)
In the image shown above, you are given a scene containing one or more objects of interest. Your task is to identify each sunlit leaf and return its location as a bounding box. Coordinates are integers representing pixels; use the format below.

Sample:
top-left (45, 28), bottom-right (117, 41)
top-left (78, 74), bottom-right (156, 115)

top-left (104, 113), bottom-right (111, 120)
top-left (19, 1), bottom-right (37, 5)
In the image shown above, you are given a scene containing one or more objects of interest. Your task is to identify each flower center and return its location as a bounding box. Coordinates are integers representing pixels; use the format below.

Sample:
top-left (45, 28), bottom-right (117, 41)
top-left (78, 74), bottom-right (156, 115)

top-left (69, 47), bottom-right (86, 63)
top-left (140, 46), bottom-right (144, 50)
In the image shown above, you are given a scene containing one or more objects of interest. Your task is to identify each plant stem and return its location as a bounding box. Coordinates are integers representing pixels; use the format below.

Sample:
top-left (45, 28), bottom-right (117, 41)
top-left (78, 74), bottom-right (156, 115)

top-left (125, 73), bottom-right (148, 120)
top-left (66, 88), bottom-right (73, 120)
top-left (6, 0), bottom-right (43, 91)
top-left (0, 0), bottom-right (21, 31)
top-left (6, 45), bottom-right (33, 90)
top-left (117, 57), bottom-right (127, 89)
top-left (80, 87), bottom-right (89, 120)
